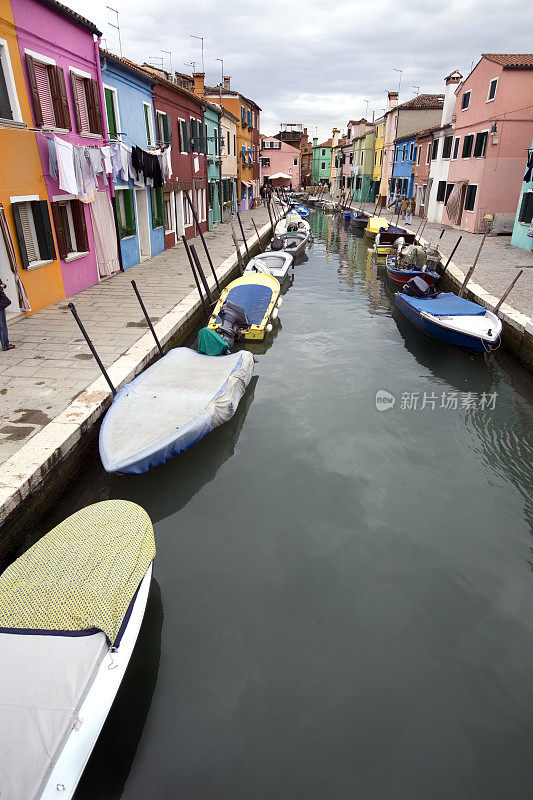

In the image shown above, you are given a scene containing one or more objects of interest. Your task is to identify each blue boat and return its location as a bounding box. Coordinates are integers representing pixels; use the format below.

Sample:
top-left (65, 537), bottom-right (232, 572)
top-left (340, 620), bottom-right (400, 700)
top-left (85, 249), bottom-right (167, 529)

top-left (294, 205), bottom-right (310, 218)
top-left (394, 290), bottom-right (502, 353)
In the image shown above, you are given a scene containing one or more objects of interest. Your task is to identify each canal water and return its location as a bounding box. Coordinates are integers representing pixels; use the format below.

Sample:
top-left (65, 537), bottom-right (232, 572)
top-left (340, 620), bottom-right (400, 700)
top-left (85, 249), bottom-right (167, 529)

top-left (42, 211), bottom-right (533, 799)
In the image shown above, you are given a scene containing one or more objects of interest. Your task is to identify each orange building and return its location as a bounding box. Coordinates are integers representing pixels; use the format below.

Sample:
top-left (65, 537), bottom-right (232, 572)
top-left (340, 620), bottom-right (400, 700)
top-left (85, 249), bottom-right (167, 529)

top-left (0, 0), bottom-right (65, 317)
top-left (204, 77), bottom-right (260, 211)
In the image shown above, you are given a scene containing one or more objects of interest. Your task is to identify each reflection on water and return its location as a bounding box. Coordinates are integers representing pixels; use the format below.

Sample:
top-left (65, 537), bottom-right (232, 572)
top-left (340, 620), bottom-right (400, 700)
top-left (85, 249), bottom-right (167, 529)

top-left (40, 208), bottom-right (533, 800)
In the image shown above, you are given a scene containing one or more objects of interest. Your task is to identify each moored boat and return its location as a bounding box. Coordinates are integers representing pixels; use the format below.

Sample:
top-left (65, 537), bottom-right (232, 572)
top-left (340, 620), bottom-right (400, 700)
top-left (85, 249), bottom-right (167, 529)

top-left (386, 254), bottom-right (440, 286)
top-left (365, 216), bottom-right (389, 238)
top-left (208, 272), bottom-right (281, 342)
top-left (245, 250), bottom-right (293, 281)
top-left (349, 211), bottom-right (369, 229)
top-left (0, 500), bottom-right (156, 800)
top-left (394, 277), bottom-right (502, 353)
top-left (269, 231), bottom-right (309, 259)
top-left (375, 225), bottom-right (416, 247)
top-left (275, 212), bottom-right (311, 236)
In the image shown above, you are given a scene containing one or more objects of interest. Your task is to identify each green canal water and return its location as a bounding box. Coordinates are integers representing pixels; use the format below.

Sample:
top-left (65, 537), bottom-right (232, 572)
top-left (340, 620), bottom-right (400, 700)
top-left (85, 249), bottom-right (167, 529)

top-left (45, 211), bottom-right (533, 799)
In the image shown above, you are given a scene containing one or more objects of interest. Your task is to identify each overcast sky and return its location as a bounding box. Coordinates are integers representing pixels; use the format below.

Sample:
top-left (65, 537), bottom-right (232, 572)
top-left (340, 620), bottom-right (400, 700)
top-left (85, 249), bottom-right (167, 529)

top-left (67, 0), bottom-right (533, 142)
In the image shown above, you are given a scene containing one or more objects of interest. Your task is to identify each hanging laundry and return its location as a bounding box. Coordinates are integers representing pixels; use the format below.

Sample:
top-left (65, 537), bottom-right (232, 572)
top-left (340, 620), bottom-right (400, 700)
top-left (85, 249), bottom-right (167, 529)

top-left (101, 145), bottom-right (112, 175)
top-left (46, 136), bottom-right (58, 180)
top-left (119, 143), bottom-right (130, 181)
top-left (162, 147), bottom-right (172, 181)
top-left (54, 136), bottom-right (78, 195)
top-left (73, 146), bottom-right (96, 203)
top-left (110, 142), bottom-right (122, 181)
top-left (87, 148), bottom-right (105, 178)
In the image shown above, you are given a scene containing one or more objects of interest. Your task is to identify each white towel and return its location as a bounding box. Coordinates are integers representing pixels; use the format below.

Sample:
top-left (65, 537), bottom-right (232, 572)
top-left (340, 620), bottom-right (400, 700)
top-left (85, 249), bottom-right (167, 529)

top-left (55, 137), bottom-right (78, 195)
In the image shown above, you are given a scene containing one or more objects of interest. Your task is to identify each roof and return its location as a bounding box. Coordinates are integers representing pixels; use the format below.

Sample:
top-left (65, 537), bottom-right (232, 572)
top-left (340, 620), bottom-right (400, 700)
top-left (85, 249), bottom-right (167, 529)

top-left (482, 53), bottom-right (533, 69)
top-left (316, 138), bottom-right (333, 149)
top-left (396, 93), bottom-right (444, 111)
top-left (204, 85), bottom-right (261, 111)
top-left (37, 0), bottom-right (101, 34)
top-left (101, 50), bottom-right (156, 84)
top-left (133, 62), bottom-right (206, 107)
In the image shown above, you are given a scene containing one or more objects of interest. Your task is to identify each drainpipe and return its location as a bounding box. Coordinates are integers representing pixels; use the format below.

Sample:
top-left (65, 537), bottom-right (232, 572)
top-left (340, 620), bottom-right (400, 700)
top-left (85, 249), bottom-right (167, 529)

top-left (94, 36), bottom-right (124, 271)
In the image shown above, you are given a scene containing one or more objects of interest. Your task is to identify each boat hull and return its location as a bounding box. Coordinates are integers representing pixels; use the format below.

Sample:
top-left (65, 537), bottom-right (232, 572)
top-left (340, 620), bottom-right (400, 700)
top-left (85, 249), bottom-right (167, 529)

top-left (387, 265), bottom-right (439, 286)
top-left (349, 216), bottom-right (368, 229)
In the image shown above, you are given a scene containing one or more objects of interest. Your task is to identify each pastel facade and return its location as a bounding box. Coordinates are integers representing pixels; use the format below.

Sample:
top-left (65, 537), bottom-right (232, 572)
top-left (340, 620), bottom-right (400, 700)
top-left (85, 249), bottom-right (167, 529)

top-left (100, 52), bottom-right (164, 268)
top-left (510, 135), bottom-right (533, 251)
top-left (219, 108), bottom-right (238, 220)
top-left (204, 100), bottom-right (222, 228)
top-left (425, 71), bottom-right (462, 223)
top-left (372, 117), bottom-right (385, 201)
top-left (260, 137), bottom-right (301, 188)
top-left (351, 120), bottom-right (375, 203)
top-left (443, 54), bottom-right (533, 232)
top-left (391, 134), bottom-right (416, 198)
top-left (412, 129), bottom-right (433, 216)
top-left (0, 0), bottom-right (65, 315)
top-left (13, 0), bottom-right (115, 299)
top-left (312, 137), bottom-right (332, 184)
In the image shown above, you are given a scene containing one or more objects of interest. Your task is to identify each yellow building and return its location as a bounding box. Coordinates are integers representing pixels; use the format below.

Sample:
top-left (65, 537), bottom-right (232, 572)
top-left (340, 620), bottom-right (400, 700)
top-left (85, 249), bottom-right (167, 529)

top-left (372, 117), bottom-right (385, 195)
top-left (0, 0), bottom-right (65, 317)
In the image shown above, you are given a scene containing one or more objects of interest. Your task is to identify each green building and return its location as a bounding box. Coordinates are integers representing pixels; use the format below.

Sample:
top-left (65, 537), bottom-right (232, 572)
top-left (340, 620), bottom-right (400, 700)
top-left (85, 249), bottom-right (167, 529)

top-left (351, 121), bottom-right (376, 203)
top-left (312, 136), bottom-right (333, 184)
top-left (205, 102), bottom-right (222, 228)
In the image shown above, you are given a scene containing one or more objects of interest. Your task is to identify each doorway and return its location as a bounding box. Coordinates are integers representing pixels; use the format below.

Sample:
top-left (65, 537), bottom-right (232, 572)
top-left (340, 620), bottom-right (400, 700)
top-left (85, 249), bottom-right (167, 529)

top-left (175, 190), bottom-right (185, 238)
top-left (135, 188), bottom-right (151, 261)
top-left (0, 225), bottom-right (21, 319)
top-left (456, 183), bottom-right (467, 225)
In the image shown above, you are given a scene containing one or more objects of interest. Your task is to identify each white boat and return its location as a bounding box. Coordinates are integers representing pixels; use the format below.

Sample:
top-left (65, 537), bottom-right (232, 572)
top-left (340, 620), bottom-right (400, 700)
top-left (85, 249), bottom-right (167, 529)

top-left (244, 251), bottom-right (293, 282)
top-left (99, 348), bottom-right (255, 473)
top-left (0, 500), bottom-right (156, 800)
top-left (275, 212), bottom-right (311, 236)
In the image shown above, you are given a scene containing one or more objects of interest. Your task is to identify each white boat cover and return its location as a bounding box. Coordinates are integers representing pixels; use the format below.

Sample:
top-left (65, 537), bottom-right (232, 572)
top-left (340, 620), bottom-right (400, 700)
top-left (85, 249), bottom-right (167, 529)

top-left (0, 500), bottom-right (155, 800)
top-left (275, 214), bottom-right (310, 236)
top-left (99, 347), bottom-right (255, 473)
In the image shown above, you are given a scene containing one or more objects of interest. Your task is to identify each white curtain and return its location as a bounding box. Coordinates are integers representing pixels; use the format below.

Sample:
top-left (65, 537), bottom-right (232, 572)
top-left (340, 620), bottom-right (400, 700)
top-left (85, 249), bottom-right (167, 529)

top-left (90, 190), bottom-right (120, 278)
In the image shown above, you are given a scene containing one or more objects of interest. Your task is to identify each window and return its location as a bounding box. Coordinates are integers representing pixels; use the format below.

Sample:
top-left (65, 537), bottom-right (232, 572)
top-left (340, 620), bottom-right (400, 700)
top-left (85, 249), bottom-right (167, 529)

top-left (487, 78), bottom-right (498, 102)
top-left (321, 148), bottom-right (326, 156)
top-left (436, 180), bottom-right (446, 202)
top-left (247, 109), bottom-right (251, 127)
top-left (11, 199), bottom-right (56, 267)
top-left (293, 157), bottom-right (298, 166)
top-left (151, 187), bottom-right (164, 228)
top-left (402, 145), bottom-right (406, 161)
top-left (462, 133), bottom-right (474, 158)
top-left (421, 184), bottom-right (427, 204)
top-left (25, 53), bottom-right (71, 129)
top-left (431, 139), bottom-right (439, 160)
top-left (321, 161), bottom-right (326, 170)
top-left (442, 135), bottom-right (453, 159)
top-left (179, 119), bottom-right (191, 153)
top-left (51, 199), bottom-right (89, 258)
top-left (261, 157), bottom-right (270, 167)
top-left (241, 105), bottom-right (246, 123)
top-left (445, 183), bottom-right (454, 204)
top-left (349, 152), bottom-right (353, 164)
top-left (214, 128), bottom-right (218, 156)
top-left (518, 191), bottom-right (533, 224)
top-left (183, 190), bottom-right (193, 226)
top-left (426, 144), bottom-right (431, 165)
top-left (143, 102), bottom-right (154, 146)
top-left (347, 128), bottom-right (351, 140)
top-left (452, 137), bottom-right (460, 159)
top-left (233, 133), bottom-right (236, 155)
top-left (355, 176), bottom-right (362, 190)
top-left (241, 181), bottom-right (246, 200)
top-left (114, 189), bottom-right (135, 238)
top-left (464, 184), bottom-right (477, 212)
top-left (70, 70), bottom-right (103, 135)
top-left (379, 150), bottom-right (383, 165)
top-left (359, 150), bottom-right (363, 165)
top-left (156, 110), bottom-right (172, 146)
top-left (416, 146), bottom-right (421, 165)
top-left (373, 151), bottom-right (377, 166)
top-left (190, 118), bottom-right (198, 152)
top-left (0, 39), bottom-right (22, 122)
top-left (461, 91), bottom-right (471, 110)
top-left (473, 131), bottom-right (488, 158)
top-left (104, 85), bottom-right (119, 139)
top-left (409, 143), bottom-right (414, 161)
top-left (164, 194), bottom-right (174, 232)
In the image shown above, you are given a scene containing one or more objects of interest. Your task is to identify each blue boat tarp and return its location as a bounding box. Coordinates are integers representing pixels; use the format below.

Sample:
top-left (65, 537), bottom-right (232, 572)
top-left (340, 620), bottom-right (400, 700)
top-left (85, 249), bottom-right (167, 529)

top-left (217, 284), bottom-right (273, 325)
top-left (398, 292), bottom-right (486, 317)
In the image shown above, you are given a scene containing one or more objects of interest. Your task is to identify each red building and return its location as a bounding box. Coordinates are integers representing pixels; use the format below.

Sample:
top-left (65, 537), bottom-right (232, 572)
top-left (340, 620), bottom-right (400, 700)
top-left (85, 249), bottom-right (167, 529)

top-left (140, 66), bottom-right (208, 246)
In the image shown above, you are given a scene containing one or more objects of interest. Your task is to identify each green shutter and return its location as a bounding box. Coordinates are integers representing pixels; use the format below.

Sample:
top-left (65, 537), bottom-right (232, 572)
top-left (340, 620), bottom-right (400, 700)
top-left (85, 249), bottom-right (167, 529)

top-left (162, 113), bottom-right (172, 146)
top-left (144, 104), bottom-right (152, 145)
top-left (122, 190), bottom-right (136, 237)
top-left (105, 88), bottom-right (117, 139)
top-left (151, 188), bottom-right (164, 227)
top-left (114, 196), bottom-right (123, 239)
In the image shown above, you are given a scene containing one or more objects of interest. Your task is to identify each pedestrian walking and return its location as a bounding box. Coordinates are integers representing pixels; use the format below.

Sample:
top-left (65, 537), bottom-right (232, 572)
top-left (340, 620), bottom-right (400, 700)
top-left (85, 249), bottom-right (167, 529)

top-left (400, 195), bottom-right (408, 219)
top-left (0, 278), bottom-right (14, 351)
top-left (405, 197), bottom-right (414, 225)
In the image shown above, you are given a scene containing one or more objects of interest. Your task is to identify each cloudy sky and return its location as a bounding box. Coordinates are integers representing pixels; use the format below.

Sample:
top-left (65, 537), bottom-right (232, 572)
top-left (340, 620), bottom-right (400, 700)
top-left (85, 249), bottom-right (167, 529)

top-left (67, 0), bottom-right (532, 141)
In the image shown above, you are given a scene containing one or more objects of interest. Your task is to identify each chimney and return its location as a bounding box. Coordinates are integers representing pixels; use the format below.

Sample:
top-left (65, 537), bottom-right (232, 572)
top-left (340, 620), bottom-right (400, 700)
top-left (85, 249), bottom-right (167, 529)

top-left (313, 136), bottom-right (318, 147)
top-left (193, 72), bottom-right (205, 97)
top-left (223, 75), bottom-right (231, 91)
top-left (387, 90), bottom-right (398, 111)
top-left (442, 70), bottom-right (462, 126)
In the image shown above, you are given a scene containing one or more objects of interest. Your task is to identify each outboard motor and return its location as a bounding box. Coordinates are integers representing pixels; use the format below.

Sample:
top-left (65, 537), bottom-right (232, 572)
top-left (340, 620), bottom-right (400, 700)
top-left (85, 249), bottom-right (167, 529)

top-left (402, 276), bottom-right (436, 298)
top-left (270, 236), bottom-right (284, 251)
top-left (216, 300), bottom-right (250, 347)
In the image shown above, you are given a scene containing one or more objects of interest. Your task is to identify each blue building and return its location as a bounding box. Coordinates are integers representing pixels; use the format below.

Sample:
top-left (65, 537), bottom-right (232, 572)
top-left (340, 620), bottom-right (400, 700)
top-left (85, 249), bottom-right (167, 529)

top-left (511, 135), bottom-right (533, 252)
top-left (391, 134), bottom-right (416, 199)
top-left (100, 51), bottom-right (165, 269)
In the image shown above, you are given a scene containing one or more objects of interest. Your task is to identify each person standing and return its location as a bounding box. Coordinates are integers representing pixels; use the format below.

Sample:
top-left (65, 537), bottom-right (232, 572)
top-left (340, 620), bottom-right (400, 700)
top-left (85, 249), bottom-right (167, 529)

top-left (405, 197), bottom-right (414, 226)
top-left (0, 278), bottom-right (14, 351)
top-left (400, 195), bottom-right (408, 219)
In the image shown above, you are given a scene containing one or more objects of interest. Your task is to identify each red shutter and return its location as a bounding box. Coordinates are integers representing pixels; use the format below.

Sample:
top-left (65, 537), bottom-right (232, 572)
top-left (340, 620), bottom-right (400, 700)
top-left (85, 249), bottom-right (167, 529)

top-left (70, 71), bottom-right (82, 132)
top-left (86, 79), bottom-right (103, 135)
top-left (71, 200), bottom-right (89, 252)
top-left (50, 202), bottom-right (69, 259)
top-left (50, 66), bottom-right (71, 130)
top-left (25, 54), bottom-right (44, 127)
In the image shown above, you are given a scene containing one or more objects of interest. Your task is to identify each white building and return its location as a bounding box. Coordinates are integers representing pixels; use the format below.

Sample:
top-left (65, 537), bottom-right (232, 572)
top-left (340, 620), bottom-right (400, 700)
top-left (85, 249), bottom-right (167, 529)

top-left (426, 70), bottom-right (463, 223)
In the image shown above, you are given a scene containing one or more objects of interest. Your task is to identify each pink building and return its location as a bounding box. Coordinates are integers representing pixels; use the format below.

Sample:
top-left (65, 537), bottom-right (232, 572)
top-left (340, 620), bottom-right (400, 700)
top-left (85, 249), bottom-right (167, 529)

top-left (443, 54), bottom-right (533, 232)
top-left (12, 0), bottom-right (116, 297)
top-left (260, 136), bottom-right (301, 189)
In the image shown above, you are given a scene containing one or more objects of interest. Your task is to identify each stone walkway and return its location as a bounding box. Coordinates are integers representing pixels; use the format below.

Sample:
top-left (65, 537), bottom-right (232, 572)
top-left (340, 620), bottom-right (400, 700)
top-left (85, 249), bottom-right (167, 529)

top-left (0, 206), bottom-right (270, 465)
top-left (355, 201), bottom-right (532, 318)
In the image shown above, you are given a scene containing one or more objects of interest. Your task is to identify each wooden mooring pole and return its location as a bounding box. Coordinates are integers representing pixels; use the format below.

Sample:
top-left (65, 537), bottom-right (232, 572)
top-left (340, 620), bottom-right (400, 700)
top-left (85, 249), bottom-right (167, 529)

top-left (459, 229), bottom-right (490, 297)
top-left (494, 270), bottom-right (524, 313)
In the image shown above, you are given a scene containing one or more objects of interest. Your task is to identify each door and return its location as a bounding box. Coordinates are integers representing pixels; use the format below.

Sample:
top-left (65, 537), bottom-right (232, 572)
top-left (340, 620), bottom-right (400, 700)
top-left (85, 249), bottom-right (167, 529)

top-left (135, 188), bottom-right (151, 261)
top-left (0, 227), bottom-right (21, 318)
top-left (175, 190), bottom-right (185, 238)
top-left (456, 183), bottom-right (467, 225)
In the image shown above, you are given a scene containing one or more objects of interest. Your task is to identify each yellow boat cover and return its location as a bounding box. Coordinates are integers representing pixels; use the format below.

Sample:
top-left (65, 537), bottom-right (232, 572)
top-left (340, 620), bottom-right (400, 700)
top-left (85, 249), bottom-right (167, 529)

top-left (0, 500), bottom-right (155, 645)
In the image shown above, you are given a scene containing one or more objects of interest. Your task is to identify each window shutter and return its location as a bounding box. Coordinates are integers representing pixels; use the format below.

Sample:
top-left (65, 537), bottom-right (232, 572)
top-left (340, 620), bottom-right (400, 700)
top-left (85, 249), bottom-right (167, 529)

top-left (51, 66), bottom-right (71, 130)
top-left (70, 71), bottom-right (82, 132)
top-left (85, 78), bottom-right (102, 135)
top-left (162, 113), bottom-right (172, 146)
top-left (114, 196), bottom-right (123, 238)
top-left (71, 200), bottom-right (88, 251)
top-left (51, 202), bottom-right (68, 259)
top-left (436, 181), bottom-right (446, 202)
top-left (151, 188), bottom-right (156, 228)
top-left (124, 190), bottom-right (135, 234)
top-left (185, 120), bottom-right (191, 153)
top-left (31, 200), bottom-right (56, 261)
top-left (11, 203), bottom-right (30, 267)
top-left (25, 54), bottom-right (44, 127)
top-left (104, 88), bottom-right (117, 138)
top-left (518, 191), bottom-right (533, 223)
top-left (0, 63), bottom-right (13, 119)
